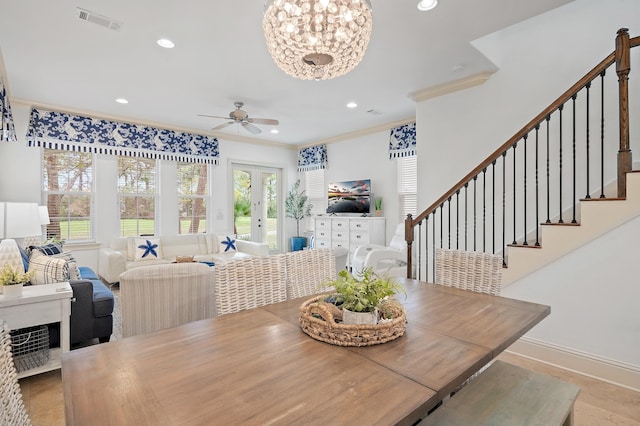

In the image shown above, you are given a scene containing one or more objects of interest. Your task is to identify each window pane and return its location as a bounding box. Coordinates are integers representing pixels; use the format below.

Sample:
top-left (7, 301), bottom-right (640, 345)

top-left (42, 149), bottom-right (94, 242)
top-left (118, 157), bottom-right (157, 237)
top-left (177, 163), bottom-right (208, 234)
top-left (179, 198), bottom-right (207, 234)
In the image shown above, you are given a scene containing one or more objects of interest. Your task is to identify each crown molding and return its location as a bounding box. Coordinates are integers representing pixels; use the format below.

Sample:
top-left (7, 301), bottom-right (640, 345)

top-left (409, 71), bottom-right (494, 103)
top-left (11, 98), bottom-right (295, 150)
top-left (298, 116), bottom-right (416, 149)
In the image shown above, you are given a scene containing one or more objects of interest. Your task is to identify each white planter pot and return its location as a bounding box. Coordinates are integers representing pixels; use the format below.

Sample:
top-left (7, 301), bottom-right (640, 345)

top-left (3, 283), bottom-right (23, 298)
top-left (342, 308), bottom-right (378, 325)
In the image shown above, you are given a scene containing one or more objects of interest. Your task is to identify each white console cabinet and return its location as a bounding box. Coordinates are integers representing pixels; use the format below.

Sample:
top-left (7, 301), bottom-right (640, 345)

top-left (314, 216), bottom-right (385, 266)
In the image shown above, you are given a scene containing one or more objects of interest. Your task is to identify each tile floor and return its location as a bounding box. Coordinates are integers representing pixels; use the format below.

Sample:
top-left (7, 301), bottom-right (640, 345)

top-left (18, 350), bottom-right (640, 425)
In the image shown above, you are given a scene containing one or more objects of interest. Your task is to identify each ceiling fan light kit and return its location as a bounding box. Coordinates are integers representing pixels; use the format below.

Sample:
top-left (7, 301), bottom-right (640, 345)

top-left (198, 102), bottom-right (279, 135)
top-left (417, 0), bottom-right (438, 11)
top-left (262, 0), bottom-right (373, 81)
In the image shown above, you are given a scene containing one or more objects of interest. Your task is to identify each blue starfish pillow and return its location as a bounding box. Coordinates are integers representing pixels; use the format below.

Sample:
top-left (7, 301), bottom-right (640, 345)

top-left (134, 238), bottom-right (163, 261)
top-left (219, 235), bottom-right (237, 253)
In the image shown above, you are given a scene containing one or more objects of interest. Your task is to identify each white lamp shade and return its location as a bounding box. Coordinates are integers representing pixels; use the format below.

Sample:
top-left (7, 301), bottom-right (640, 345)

top-left (4, 202), bottom-right (42, 238)
top-left (39, 206), bottom-right (51, 225)
top-left (0, 202), bottom-right (5, 238)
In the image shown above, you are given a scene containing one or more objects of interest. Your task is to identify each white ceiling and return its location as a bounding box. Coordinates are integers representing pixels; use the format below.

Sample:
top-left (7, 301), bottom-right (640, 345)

top-left (0, 0), bottom-right (573, 147)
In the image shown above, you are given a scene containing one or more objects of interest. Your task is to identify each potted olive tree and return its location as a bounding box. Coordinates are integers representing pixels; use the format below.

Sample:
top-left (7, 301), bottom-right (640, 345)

top-left (285, 179), bottom-right (312, 251)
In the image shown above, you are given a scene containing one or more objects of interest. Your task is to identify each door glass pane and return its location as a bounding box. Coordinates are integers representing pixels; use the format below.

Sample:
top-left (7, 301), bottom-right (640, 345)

top-left (233, 169), bottom-right (252, 240)
top-left (263, 172), bottom-right (278, 250)
top-left (232, 164), bottom-right (281, 252)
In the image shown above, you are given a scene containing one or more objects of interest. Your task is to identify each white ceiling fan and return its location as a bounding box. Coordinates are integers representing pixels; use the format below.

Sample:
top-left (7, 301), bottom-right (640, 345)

top-left (198, 101), bottom-right (279, 134)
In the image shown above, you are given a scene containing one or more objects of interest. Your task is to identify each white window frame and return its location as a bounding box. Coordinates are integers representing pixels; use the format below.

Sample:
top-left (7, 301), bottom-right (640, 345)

top-left (41, 148), bottom-right (95, 243)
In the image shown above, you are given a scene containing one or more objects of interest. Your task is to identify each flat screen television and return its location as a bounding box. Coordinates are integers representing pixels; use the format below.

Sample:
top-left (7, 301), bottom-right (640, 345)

top-left (327, 179), bottom-right (371, 214)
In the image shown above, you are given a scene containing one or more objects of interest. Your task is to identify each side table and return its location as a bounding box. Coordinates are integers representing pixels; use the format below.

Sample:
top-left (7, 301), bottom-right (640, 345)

top-left (0, 282), bottom-right (73, 378)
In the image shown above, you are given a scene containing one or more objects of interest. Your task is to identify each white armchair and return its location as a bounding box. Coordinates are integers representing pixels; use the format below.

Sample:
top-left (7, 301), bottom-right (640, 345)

top-left (351, 223), bottom-right (409, 280)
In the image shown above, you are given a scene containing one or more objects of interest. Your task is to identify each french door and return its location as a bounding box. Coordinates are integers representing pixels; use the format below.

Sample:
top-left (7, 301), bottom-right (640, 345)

top-left (232, 163), bottom-right (281, 253)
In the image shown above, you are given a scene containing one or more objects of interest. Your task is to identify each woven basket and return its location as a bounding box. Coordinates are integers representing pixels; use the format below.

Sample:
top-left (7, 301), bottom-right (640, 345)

top-left (299, 295), bottom-right (407, 347)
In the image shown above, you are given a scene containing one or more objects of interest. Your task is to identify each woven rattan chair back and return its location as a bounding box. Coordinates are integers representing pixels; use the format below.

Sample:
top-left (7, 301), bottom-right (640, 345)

top-left (435, 249), bottom-right (502, 295)
top-left (214, 255), bottom-right (287, 316)
top-left (0, 321), bottom-right (32, 426)
top-left (285, 248), bottom-right (337, 299)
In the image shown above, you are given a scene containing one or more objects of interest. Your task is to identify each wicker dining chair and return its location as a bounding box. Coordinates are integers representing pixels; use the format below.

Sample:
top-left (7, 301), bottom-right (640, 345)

top-left (0, 321), bottom-right (32, 426)
top-left (285, 248), bottom-right (337, 299)
top-left (214, 255), bottom-right (287, 316)
top-left (435, 248), bottom-right (502, 296)
top-left (435, 248), bottom-right (503, 392)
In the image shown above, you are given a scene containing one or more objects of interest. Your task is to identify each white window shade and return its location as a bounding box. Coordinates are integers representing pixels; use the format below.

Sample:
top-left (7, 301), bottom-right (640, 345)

top-left (305, 169), bottom-right (326, 216)
top-left (398, 156), bottom-right (417, 219)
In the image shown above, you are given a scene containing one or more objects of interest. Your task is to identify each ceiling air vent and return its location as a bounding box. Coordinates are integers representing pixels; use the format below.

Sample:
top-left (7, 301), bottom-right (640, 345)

top-left (75, 7), bottom-right (122, 31)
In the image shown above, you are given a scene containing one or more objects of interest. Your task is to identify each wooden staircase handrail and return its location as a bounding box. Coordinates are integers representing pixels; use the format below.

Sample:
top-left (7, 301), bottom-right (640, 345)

top-left (405, 29), bottom-right (639, 278)
top-left (410, 54), bottom-right (619, 227)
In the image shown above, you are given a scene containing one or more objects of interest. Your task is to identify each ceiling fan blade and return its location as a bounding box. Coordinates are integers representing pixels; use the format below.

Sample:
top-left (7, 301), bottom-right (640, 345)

top-left (198, 114), bottom-right (231, 120)
top-left (242, 122), bottom-right (262, 134)
top-left (212, 121), bottom-right (235, 131)
top-left (248, 118), bottom-right (279, 126)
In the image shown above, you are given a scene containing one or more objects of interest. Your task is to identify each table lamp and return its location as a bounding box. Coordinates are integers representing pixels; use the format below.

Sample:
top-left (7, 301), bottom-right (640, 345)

top-left (0, 202), bottom-right (42, 273)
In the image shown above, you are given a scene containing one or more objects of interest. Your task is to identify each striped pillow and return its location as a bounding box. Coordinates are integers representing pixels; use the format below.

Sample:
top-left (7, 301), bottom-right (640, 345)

top-left (28, 252), bottom-right (69, 285)
top-left (29, 242), bottom-right (64, 256)
top-left (51, 251), bottom-right (82, 280)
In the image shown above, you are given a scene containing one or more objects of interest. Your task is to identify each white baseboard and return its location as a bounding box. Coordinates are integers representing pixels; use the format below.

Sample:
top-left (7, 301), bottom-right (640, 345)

top-left (506, 337), bottom-right (640, 392)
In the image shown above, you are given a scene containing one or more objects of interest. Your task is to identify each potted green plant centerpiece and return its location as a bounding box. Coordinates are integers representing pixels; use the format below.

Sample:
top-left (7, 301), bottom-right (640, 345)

top-left (327, 268), bottom-right (404, 325)
top-left (285, 179), bottom-right (312, 251)
top-left (0, 264), bottom-right (33, 298)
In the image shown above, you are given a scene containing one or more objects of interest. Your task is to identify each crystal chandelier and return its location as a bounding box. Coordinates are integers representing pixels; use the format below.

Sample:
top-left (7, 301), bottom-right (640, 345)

top-left (262, 0), bottom-right (373, 81)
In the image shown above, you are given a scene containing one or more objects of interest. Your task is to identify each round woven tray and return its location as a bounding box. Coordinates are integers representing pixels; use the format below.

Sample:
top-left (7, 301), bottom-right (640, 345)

top-left (299, 295), bottom-right (407, 347)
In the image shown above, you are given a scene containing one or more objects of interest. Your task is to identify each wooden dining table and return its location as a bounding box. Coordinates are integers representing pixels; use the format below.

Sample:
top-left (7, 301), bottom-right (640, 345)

top-left (62, 278), bottom-right (550, 426)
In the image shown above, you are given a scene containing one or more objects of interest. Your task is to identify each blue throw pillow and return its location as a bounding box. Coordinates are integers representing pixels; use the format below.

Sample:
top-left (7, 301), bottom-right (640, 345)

top-left (18, 245), bottom-right (30, 272)
top-left (219, 235), bottom-right (237, 253)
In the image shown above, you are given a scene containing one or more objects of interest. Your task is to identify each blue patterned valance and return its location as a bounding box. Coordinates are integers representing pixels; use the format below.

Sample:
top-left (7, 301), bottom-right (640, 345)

top-left (298, 144), bottom-right (327, 171)
top-left (26, 108), bottom-right (219, 164)
top-left (389, 122), bottom-right (416, 158)
top-left (0, 77), bottom-right (17, 142)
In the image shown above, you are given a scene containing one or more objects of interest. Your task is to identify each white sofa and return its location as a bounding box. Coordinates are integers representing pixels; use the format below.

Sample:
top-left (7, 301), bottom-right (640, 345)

top-left (120, 262), bottom-right (216, 338)
top-left (98, 233), bottom-right (269, 284)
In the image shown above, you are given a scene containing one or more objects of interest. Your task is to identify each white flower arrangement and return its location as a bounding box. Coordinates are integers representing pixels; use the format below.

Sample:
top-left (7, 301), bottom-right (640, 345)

top-left (0, 264), bottom-right (33, 286)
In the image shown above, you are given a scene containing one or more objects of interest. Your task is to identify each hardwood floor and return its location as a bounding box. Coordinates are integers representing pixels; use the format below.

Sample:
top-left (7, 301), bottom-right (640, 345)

top-left (18, 351), bottom-right (640, 425)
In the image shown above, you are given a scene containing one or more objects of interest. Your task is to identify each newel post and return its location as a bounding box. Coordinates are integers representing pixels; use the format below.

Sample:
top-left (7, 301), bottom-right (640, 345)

top-left (615, 28), bottom-right (632, 198)
top-left (405, 215), bottom-right (414, 279)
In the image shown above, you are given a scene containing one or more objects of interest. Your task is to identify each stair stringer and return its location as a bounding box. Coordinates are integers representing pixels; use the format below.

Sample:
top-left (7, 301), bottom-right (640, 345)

top-left (502, 171), bottom-right (640, 287)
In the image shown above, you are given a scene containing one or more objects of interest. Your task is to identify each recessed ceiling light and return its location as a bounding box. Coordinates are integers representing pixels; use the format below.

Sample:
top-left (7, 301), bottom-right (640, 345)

top-left (115, 98), bottom-right (128, 104)
top-left (270, 129), bottom-right (279, 134)
top-left (346, 102), bottom-right (358, 108)
top-left (157, 38), bottom-right (175, 49)
top-left (417, 0), bottom-right (438, 11)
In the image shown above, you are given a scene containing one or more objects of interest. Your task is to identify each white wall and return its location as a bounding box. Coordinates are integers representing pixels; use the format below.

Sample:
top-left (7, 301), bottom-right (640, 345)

top-left (414, 0), bottom-right (640, 384)
top-left (316, 130), bottom-right (402, 244)
top-left (418, 0), bottom-right (640, 212)
top-left (502, 215), bottom-right (640, 367)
